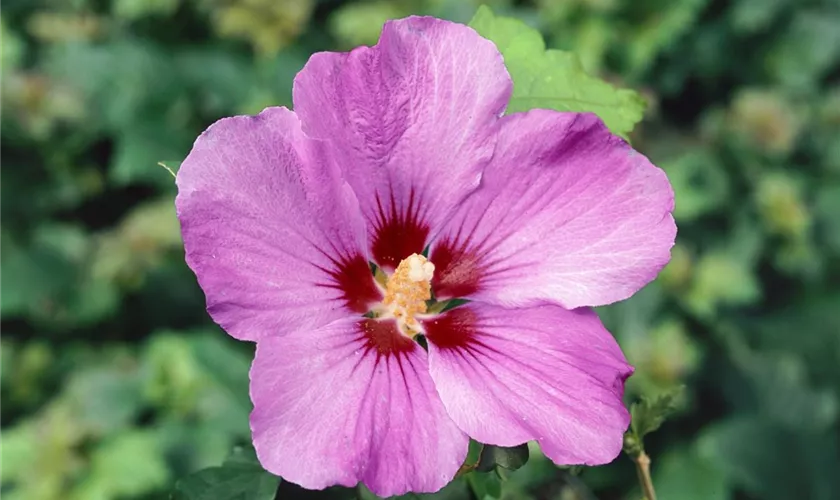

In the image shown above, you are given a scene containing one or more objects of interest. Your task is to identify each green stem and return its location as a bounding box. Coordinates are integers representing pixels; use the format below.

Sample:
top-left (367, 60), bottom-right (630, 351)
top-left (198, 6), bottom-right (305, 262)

top-left (633, 451), bottom-right (656, 500)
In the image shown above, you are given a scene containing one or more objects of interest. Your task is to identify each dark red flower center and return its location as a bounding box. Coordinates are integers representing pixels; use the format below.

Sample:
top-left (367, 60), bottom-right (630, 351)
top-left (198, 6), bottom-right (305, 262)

top-left (328, 194), bottom-right (487, 356)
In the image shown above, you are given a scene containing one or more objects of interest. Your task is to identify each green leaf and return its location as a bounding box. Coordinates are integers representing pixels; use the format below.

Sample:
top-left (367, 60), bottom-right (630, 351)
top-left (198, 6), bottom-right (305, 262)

top-left (0, 232), bottom-right (76, 320)
top-left (173, 449), bottom-right (280, 500)
top-left (622, 0), bottom-right (710, 78)
top-left (330, 1), bottom-right (406, 48)
top-left (468, 6), bottom-right (646, 138)
top-left (111, 119), bottom-right (190, 187)
top-left (86, 430), bottom-right (171, 498)
top-left (815, 184), bottom-right (840, 254)
top-left (44, 41), bottom-right (180, 130)
top-left (767, 10), bottom-right (840, 91)
top-left (223, 446), bottom-right (261, 467)
top-left (65, 364), bottom-right (144, 434)
top-left (466, 470), bottom-right (503, 500)
top-left (189, 333), bottom-right (253, 435)
top-left (660, 149), bottom-right (730, 222)
top-left (653, 448), bottom-right (730, 500)
top-left (113, 0), bottom-right (180, 20)
top-left (596, 282), bottom-right (665, 339)
top-left (742, 293), bottom-right (840, 391)
top-left (464, 438), bottom-right (484, 465)
top-left (156, 421), bottom-right (236, 476)
top-left (697, 417), bottom-right (840, 500)
top-left (630, 386), bottom-right (685, 442)
top-left (730, 0), bottom-right (789, 33)
top-left (726, 347), bottom-right (838, 432)
top-left (1, 18), bottom-right (23, 72)
top-left (476, 444), bottom-right (530, 472)
top-left (190, 333), bottom-right (252, 411)
top-left (0, 423), bottom-right (38, 482)
top-left (684, 249), bottom-right (762, 318)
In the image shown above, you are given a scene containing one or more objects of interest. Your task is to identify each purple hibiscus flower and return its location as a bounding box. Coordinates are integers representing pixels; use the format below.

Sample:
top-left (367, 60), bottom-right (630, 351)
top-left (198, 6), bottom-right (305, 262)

top-left (175, 16), bottom-right (675, 497)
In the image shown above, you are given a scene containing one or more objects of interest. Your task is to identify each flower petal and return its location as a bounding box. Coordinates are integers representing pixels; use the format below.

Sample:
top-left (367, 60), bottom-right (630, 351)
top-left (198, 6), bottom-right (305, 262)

top-left (423, 302), bottom-right (632, 465)
top-left (431, 110), bottom-right (676, 308)
top-left (293, 16), bottom-right (512, 270)
top-left (250, 317), bottom-right (468, 496)
top-left (176, 107), bottom-right (381, 341)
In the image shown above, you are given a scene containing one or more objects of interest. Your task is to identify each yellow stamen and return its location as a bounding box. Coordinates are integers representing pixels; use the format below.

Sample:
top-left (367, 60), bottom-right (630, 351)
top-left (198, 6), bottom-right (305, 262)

top-left (382, 253), bottom-right (434, 336)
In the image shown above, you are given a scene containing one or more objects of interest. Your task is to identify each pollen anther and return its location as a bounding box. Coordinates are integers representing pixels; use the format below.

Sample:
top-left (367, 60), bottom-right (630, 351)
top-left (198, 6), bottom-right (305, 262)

top-left (382, 253), bottom-right (434, 336)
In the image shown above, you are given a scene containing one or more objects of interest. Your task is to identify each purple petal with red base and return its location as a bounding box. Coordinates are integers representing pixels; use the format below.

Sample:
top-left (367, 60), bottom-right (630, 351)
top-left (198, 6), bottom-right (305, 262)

top-left (424, 302), bottom-right (632, 466)
top-left (250, 317), bottom-right (468, 497)
top-left (431, 110), bottom-right (676, 309)
top-left (293, 16), bottom-right (512, 270)
top-left (176, 107), bottom-right (380, 341)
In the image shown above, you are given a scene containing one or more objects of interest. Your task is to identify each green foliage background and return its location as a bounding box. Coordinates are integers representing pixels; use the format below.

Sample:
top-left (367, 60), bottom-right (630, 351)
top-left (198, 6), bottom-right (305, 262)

top-left (2, 0), bottom-right (839, 499)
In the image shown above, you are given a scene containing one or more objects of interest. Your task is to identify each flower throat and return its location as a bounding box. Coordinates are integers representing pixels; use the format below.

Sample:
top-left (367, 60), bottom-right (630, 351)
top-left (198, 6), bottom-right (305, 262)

top-left (381, 253), bottom-right (434, 337)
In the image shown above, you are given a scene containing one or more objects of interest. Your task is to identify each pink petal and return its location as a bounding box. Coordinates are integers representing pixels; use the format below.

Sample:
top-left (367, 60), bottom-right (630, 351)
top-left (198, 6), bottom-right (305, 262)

top-left (176, 107), bottom-right (381, 341)
top-left (423, 303), bottom-right (632, 466)
top-left (430, 110), bottom-right (676, 308)
top-left (250, 317), bottom-right (468, 496)
top-left (293, 16), bottom-right (512, 270)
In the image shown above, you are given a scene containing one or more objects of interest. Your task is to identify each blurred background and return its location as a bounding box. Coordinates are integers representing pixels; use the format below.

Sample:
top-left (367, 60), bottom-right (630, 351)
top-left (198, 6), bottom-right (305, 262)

top-left (2, 0), bottom-right (839, 499)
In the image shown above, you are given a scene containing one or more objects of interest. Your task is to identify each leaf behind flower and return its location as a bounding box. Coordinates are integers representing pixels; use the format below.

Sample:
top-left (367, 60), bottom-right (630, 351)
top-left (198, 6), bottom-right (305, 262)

top-left (469, 6), bottom-right (646, 139)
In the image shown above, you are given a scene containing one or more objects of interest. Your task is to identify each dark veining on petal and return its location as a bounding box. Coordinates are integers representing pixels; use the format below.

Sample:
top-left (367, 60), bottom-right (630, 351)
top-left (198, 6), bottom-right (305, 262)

top-left (371, 188), bottom-right (430, 271)
top-left (424, 307), bottom-right (483, 351)
top-left (317, 254), bottom-right (383, 313)
top-left (430, 237), bottom-right (483, 300)
top-left (359, 318), bottom-right (416, 358)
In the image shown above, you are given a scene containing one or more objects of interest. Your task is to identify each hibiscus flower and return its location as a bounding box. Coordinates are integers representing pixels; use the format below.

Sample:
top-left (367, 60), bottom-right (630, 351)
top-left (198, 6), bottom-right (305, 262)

top-left (175, 16), bottom-right (675, 497)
